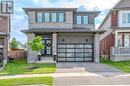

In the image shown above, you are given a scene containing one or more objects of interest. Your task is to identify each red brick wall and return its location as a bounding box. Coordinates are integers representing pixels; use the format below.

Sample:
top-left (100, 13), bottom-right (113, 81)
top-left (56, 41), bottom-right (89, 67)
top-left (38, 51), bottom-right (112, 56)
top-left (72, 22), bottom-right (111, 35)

top-left (0, 16), bottom-right (9, 33)
top-left (100, 32), bottom-right (115, 57)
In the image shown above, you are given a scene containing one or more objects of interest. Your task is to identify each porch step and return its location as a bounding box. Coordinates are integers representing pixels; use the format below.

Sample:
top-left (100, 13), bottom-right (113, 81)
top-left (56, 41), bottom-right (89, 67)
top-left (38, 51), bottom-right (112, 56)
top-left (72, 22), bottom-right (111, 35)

top-left (36, 57), bottom-right (56, 63)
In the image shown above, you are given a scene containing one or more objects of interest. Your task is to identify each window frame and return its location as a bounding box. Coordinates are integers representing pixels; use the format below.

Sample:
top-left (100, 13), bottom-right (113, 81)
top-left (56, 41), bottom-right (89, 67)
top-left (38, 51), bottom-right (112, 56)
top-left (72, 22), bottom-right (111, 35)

top-left (83, 16), bottom-right (89, 24)
top-left (36, 12), bottom-right (43, 23)
top-left (76, 16), bottom-right (82, 24)
top-left (58, 13), bottom-right (65, 23)
top-left (119, 11), bottom-right (130, 27)
top-left (36, 12), bottom-right (65, 23)
top-left (44, 13), bottom-right (50, 22)
top-left (124, 33), bottom-right (130, 47)
top-left (76, 15), bottom-right (89, 25)
top-left (51, 13), bottom-right (57, 22)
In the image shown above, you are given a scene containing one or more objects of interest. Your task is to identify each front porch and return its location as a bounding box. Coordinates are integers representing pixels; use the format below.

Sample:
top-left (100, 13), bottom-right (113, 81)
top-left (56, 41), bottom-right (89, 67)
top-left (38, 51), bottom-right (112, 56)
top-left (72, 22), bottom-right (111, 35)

top-left (27, 32), bottom-right (57, 63)
top-left (110, 30), bottom-right (130, 61)
top-left (111, 47), bottom-right (130, 61)
top-left (37, 56), bottom-right (56, 63)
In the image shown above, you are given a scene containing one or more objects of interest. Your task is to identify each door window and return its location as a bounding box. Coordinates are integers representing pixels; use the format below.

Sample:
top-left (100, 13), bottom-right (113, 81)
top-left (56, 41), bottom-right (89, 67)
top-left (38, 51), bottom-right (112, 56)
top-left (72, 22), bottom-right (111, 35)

top-left (41, 39), bottom-right (52, 55)
top-left (124, 34), bottom-right (130, 47)
top-left (118, 34), bottom-right (123, 46)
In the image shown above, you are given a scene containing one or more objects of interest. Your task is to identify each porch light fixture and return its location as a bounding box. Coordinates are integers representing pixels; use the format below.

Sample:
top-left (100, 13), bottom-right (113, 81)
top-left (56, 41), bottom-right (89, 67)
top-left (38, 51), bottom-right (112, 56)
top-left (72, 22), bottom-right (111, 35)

top-left (86, 39), bottom-right (88, 42)
top-left (62, 39), bottom-right (65, 42)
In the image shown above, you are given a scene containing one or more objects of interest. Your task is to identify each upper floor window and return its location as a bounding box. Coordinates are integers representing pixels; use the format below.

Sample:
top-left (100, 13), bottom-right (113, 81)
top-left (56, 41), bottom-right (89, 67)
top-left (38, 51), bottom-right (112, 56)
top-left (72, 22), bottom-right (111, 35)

top-left (119, 11), bottom-right (130, 27)
top-left (83, 16), bottom-right (88, 24)
top-left (37, 13), bottom-right (43, 22)
top-left (45, 13), bottom-right (50, 22)
top-left (52, 13), bottom-right (57, 22)
top-left (76, 16), bottom-right (82, 24)
top-left (76, 15), bottom-right (88, 24)
top-left (59, 13), bottom-right (64, 22)
top-left (36, 12), bottom-right (65, 23)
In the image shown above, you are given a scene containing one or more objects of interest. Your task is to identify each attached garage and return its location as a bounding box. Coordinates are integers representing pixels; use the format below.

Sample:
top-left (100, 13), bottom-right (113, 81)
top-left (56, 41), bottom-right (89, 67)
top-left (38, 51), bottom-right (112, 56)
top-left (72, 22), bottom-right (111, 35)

top-left (57, 43), bottom-right (93, 62)
top-left (57, 34), bottom-right (94, 62)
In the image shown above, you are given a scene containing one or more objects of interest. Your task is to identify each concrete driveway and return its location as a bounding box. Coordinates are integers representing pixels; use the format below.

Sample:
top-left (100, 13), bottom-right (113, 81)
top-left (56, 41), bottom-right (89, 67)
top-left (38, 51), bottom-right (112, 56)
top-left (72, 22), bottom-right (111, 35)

top-left (53, 62), bottom-right (130, 86)
top-left (56, 62), bottom-right (123, 75)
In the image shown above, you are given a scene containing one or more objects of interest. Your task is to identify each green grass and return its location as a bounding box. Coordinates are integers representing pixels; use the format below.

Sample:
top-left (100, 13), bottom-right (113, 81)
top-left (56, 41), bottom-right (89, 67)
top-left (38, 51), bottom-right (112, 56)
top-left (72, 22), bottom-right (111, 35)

top-left (100, 58), bottom-right (130, 72)
top-left (0, 60), bottom-right (56, 75)
top-left (0, 77), bottom-right (53, 86)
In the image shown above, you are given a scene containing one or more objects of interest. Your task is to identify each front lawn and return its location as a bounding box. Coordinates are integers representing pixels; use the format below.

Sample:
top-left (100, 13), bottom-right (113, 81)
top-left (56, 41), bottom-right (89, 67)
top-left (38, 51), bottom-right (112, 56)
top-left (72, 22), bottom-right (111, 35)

top-left (0, 77), bottom-right (53, 86)
top-left (0, 60), bottom-right (56, 75)
top-left (100, 58), bottom-right (130, 72)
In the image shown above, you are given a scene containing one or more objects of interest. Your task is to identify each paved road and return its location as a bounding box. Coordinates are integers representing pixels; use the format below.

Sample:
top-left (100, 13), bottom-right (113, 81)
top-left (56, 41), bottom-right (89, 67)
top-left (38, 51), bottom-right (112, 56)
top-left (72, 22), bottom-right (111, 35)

top-left (54, 62), bottom-right (130, 86)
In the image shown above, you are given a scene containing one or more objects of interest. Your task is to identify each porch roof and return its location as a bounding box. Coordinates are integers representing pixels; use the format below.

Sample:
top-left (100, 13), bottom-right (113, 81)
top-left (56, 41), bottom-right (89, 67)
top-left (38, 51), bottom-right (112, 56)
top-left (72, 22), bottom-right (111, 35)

top-left (21, 28), bottom-right (105, 34)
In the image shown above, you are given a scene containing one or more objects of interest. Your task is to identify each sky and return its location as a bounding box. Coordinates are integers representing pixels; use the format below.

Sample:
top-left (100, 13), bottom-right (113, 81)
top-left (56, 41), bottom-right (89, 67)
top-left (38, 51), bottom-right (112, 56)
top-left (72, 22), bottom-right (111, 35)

top-left (10, 0), bottom-right (120, 44)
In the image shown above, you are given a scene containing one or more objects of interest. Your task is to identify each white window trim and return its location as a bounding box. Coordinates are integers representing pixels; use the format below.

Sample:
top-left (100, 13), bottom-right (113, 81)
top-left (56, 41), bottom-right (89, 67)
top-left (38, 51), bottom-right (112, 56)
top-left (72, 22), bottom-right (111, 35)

top-left (119, 11), bottom-right (130, 27)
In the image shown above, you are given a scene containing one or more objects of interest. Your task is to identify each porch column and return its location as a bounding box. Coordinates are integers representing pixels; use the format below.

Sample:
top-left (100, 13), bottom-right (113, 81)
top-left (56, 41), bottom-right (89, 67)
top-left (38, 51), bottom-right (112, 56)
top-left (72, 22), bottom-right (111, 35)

top-left (27, 33), bottom-right (37, 63)
top-left (3, 36), bottom-right (8, 61)
top-left (52, 33), bottom-right (57, 60)
top-left (115, 31), bottom-right (118, 47)
top-left (94, 34), bottom-right (100, 63)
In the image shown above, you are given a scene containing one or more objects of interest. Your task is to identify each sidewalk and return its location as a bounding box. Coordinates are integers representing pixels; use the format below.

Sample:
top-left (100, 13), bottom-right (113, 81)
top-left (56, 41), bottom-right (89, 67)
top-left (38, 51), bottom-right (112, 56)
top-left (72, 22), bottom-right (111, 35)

top-left (0, 72), bottom-right (130, 79)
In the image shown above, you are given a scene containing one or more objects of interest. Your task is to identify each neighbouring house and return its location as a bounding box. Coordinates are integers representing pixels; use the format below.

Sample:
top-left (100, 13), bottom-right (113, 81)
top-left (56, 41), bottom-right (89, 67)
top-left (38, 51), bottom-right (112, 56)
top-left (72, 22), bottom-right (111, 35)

top-left (0, 15), bottom-right (10, 60)
top-left (22, 8), bottom-right (104, 63)
top-left (99, 0), bottom-right (130, 61)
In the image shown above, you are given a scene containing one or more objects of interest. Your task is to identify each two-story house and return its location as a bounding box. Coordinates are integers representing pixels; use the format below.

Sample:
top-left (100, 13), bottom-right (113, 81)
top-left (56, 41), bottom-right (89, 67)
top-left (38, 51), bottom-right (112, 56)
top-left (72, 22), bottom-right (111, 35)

top-left (22, 8), bottom-right (103, 63)
top-left (0, 15), bottom-right (10, 59)
top-left (100, 0), bottom-right (130, 61)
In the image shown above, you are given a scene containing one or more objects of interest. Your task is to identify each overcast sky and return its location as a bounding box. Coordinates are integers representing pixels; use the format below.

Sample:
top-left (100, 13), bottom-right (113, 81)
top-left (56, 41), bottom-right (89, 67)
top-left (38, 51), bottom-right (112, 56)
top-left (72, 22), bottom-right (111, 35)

top-left (10, 0), bottom-right (120, 44)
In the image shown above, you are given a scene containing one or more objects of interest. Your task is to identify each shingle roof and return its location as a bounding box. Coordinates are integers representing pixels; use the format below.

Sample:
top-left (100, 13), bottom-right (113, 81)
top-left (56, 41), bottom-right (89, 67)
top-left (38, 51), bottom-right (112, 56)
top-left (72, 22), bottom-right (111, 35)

top-left (21, 28), bottom-right (105, 34)
top-left (113, 0), bottom-right (130, 9)
top-left (23, 8), bottom-right (77, 14)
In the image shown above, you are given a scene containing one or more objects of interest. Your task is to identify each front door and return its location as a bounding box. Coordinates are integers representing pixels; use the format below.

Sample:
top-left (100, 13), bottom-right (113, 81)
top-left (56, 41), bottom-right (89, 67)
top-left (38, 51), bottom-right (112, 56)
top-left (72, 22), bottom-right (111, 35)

top-left (41, 39), bottom-right (52, 55)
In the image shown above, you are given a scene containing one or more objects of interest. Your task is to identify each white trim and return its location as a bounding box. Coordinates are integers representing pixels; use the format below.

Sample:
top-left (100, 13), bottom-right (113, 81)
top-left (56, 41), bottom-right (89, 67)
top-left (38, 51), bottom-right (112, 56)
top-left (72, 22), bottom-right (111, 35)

top-left (115, 31), bottom-right (118, 47)
top-left (0, 45), bottom-right (4, 48)
top-left (52, 33), bottom-right (57, 55)
top-left (114, 30), bottom-right (130, 33)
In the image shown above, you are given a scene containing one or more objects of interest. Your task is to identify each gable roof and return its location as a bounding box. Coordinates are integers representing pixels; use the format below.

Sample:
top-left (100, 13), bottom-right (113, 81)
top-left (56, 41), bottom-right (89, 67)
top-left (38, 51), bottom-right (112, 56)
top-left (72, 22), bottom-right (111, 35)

top-left (98, 0), bottom-right (130, 29)
top-left (114, 0), bottom-right (130, 9)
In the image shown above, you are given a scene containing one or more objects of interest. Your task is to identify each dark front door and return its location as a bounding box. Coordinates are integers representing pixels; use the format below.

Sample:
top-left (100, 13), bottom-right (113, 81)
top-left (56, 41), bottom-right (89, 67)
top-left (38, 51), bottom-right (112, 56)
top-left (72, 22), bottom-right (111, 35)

top-left (41, 39), bottom-right (52, 55)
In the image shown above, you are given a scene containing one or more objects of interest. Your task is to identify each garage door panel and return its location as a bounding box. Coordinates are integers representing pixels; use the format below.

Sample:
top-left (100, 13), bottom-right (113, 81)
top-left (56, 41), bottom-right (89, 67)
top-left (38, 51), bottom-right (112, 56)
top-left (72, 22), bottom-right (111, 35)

top-left (66, 58), bottom-right (75, 61)
top-left (75, 49), bottom-right (84, 52)
top-left (75, 53), bottom-right (84, 57)
top-left (58, 53), bottom-right (66, 57)
top-left (57, 43), bottom-right (93, 62)
top-left (84, 58), bottom-right (93, 61)
top-left (58, 58), bottom-right (66, 62)
top-left (75, 58), bottom-right (84, 61)
top-left (66, 45), bottom-right (75, 48)
top-left (58, 49), bottom-right (66, 52)
top-left (66, 53), bottom-right (74, 57)
top-left (66, 49), bottom-right (75, 52)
